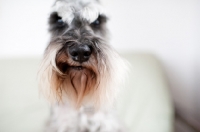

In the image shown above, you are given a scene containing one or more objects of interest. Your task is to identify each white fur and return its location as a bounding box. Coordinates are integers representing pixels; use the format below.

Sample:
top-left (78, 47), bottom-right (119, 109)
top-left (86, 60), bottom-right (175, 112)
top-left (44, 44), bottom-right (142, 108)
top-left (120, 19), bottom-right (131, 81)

top-left (45, 105), bottom-right (126, 132)
top-left (51, 0), bottom-right (106, 24)
top-left (92, 43), bottom-right (128, 109)
top-left (38, 44), bottom-right (63, 103)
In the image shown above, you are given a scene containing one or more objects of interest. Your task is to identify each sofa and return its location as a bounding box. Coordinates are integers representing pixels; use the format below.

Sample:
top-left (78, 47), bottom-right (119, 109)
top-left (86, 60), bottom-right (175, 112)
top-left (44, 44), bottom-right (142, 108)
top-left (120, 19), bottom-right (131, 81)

top-left (0, 53), bottom-right (174, 132)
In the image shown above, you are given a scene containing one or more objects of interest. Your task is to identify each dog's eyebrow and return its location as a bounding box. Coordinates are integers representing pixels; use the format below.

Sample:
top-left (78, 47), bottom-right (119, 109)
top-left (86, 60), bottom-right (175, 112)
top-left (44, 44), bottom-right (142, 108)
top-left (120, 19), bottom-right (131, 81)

top-left (79, 4), bottom-right (107, 23)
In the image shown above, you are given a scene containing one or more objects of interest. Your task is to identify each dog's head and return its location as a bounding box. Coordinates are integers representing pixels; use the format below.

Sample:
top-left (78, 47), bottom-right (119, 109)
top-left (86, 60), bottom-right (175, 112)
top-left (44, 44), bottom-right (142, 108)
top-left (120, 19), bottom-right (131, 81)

top-left (38, 0), bottom-right (126, 109)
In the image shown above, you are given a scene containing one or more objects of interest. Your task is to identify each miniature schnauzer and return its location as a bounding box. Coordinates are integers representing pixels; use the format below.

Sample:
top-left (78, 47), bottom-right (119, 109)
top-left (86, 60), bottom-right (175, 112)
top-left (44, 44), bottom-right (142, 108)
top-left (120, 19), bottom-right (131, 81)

top-left (38, 0), bottom-right (127, 131)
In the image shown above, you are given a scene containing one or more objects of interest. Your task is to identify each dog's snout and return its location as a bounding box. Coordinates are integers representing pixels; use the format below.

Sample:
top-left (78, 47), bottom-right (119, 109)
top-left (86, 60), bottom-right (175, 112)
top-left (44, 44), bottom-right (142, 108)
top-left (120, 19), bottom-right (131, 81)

top-left (69, 44), bottom-right (92, 63)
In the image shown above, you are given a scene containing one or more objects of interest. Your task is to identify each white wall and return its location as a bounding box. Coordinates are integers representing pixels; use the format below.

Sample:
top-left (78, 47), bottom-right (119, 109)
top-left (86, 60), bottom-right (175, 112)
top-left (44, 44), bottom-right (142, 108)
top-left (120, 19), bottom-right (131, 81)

top-left (0, 0), bottom-right (199, 120)
top-left (0, 0), bottom-right (54, 58)
top-left (104, 0), bottom-right (200, 119)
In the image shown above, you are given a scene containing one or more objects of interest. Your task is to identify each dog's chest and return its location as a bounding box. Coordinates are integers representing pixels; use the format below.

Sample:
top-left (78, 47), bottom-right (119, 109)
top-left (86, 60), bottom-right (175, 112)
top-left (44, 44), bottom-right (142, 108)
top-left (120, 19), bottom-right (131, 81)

top-left (45, 105), bottom-right (125, 132)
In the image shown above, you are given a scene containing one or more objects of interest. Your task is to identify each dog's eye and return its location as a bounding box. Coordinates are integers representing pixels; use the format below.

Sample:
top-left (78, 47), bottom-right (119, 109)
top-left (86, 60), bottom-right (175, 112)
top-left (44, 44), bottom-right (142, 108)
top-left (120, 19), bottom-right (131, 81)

top-left (93, 19), bottom-right (100, 25)
top-left (91, 19), bottom-right (101, 28)
top-left (57, 18), bottom-right (65, 27)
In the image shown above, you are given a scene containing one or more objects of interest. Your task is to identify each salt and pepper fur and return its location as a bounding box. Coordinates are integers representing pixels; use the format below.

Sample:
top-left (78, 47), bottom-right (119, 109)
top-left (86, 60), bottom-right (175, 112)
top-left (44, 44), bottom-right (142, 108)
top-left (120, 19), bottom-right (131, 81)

top-left (38, 0), bottom-right (127, 131)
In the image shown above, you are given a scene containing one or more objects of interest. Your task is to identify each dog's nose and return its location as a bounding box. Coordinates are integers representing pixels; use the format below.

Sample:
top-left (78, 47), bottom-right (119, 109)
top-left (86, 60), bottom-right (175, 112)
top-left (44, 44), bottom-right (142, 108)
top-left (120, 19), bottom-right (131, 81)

top-left (69, 44), bottom-right (92, 63)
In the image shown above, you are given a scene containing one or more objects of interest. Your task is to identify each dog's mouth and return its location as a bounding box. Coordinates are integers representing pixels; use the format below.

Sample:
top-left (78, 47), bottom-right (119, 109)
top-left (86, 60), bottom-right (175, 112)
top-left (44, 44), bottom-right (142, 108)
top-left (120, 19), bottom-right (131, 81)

top-left (71, 66), bottom-right (83, 70)
top-left (56, 62), bottom-right (85, 73)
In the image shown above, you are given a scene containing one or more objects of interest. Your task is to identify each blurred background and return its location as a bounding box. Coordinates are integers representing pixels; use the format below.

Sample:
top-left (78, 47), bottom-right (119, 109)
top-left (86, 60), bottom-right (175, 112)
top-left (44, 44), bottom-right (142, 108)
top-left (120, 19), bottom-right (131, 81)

top-left (0, 0), bottom-right (199, 132)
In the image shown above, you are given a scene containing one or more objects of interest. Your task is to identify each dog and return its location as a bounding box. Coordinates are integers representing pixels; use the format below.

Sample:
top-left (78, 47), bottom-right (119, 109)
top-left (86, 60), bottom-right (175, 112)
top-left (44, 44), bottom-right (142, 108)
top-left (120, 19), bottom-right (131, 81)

top-left (38, 0), bottom-right (127, 131)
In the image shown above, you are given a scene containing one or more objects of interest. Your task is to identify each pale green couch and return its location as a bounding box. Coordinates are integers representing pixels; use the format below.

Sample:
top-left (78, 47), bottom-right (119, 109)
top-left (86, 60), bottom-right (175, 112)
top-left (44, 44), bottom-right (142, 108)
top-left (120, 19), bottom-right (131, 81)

top-left (0, 53), bottom-right (174, 132)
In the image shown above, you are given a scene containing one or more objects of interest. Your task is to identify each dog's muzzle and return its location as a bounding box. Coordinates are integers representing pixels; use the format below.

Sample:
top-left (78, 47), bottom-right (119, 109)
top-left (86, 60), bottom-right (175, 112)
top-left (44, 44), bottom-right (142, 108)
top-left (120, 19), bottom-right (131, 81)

top-left (68, 44), bottom-right (92, 63)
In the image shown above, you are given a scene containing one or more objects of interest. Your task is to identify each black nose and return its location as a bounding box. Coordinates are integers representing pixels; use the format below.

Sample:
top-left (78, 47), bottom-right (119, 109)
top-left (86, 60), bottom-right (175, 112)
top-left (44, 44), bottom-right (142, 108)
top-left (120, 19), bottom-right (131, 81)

top-left (69, 44), bottom-right (92, 63)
